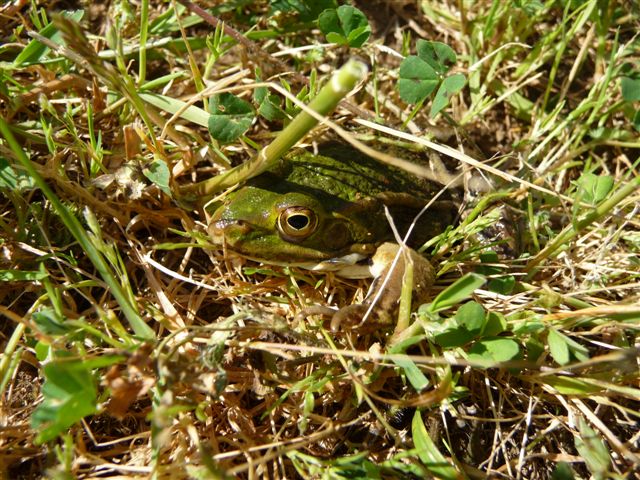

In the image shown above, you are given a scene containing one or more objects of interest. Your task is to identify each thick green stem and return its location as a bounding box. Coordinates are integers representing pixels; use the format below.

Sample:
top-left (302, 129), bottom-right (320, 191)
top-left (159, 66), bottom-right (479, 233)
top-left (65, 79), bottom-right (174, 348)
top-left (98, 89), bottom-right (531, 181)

top-left (179, 59), bottom-right (368, 200)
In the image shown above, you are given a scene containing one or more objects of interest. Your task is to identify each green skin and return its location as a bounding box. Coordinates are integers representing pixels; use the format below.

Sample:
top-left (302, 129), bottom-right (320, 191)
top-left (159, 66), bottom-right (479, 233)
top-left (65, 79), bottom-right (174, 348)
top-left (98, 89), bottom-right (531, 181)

top-left (211, 143), bottom-right (455, 273)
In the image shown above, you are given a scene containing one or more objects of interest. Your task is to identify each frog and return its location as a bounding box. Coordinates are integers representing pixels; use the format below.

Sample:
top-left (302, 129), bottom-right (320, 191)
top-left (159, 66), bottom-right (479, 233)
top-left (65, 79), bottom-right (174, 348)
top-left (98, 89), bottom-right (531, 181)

top-left (209, 142), bottom-right (458, 329)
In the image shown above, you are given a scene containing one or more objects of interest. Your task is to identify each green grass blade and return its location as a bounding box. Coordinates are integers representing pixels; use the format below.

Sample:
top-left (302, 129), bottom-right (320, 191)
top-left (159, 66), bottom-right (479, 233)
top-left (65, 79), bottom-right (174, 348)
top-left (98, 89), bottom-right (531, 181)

top-left (0, 118), bottom-right (155, 340)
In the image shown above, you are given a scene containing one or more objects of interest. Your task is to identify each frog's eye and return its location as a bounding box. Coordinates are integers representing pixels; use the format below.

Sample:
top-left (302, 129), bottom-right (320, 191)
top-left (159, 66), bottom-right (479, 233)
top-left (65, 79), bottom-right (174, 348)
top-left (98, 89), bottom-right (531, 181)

top-left (277, 206), bottom-right (318, 241)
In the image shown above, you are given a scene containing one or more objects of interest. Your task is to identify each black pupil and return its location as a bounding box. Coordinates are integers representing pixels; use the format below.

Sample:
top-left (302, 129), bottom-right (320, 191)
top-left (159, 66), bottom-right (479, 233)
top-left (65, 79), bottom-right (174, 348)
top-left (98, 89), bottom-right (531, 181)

top-left (287, 214), bottom-right (309, 230)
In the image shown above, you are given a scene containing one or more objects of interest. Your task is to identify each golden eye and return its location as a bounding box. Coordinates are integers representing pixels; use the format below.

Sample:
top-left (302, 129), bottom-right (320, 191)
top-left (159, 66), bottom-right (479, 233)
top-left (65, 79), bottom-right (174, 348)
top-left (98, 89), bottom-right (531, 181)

top-left (277, 207), bottom-right (318, 240)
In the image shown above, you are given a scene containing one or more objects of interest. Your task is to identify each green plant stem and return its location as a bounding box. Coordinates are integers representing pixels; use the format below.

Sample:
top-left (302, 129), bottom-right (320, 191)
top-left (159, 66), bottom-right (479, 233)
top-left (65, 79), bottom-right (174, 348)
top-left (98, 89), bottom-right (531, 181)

top-left (0, 320), bottom-right (26, 396)
top-left (394, 257), bottom-right (414, 335)
top-left (0, 118), bottom-right (155, 340)
top-left (139, 0), bottom-right (149, 85)
top-left (178, 59), bottom-right (368, 200)
top-left (389, 313), bottom-right (428, 349)
top-left (525, 174), bottom-right (640, 273)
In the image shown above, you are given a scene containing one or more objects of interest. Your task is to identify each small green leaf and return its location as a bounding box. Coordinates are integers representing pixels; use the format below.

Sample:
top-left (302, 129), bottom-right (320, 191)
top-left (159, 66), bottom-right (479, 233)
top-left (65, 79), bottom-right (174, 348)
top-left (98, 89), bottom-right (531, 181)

top-left (397, 56), bottom-right (439, 104)
top-left (346, 25), bottom-right (371, 47)
top-left (588, 126), bottom-right (630, 141)
top-left (575, 417), bottom-right (611, 478)
top-left (432, 325), bottom-right (476, 348)
top-left (489, 276), bottom-right (516, 295)
top-left (454, 301), bottom-right (486, 333)
top-left (560, 331), bottom-right (590, 362)
top-left (254, 78), bottom-right (285, 120)
top-left (393, 355), bottom-right (430, 391)
top-left (551, 462), bottom-right (576, 480)
top-left (468, 337), bottom-right (520, 364)
top-left (482, 311), bottom-right (507, 336)
top-left (477, 250), bottom-right (500, 273)
top-left (411, 411), bottom-right (458, 480)
top-left (621, 76), bottom-right (640, 102)
top-left (317, 5), bottom-right (370, 48)
top-left (525, 337), bottom-right (545, 362)
top-left (575, 172), bottom-right (614, 205)
top-left (32, 308), bottom-right (72, 335)
top-left (208, 93), bottom-right (255, 143)
top-left (427, 305), bottom-right (482, 349)
top-left (143, 158), bottom-right (172, 197)
top-left (633, 109), bottom-right (640, 132)
top-left (424, 273), bottom-right (486, 313)
top-left (548, 328), bottom-right (571, 365)
top-left (34, 341), bottom-right (52, 362)
top-left (31, 360), bottom-right (98, 444)
top-left (257, 90), bottom-right (285, 121)
top-left (430, 73), bottom-right (465, 117)
top-left (416, 40), bottom-right (457, 75)
top-left (0, 157), bottom-right (36, 191)
top-left (325, 31), bottom-right (347, 45)
top-left (512, 318), bottom-right (545, 335)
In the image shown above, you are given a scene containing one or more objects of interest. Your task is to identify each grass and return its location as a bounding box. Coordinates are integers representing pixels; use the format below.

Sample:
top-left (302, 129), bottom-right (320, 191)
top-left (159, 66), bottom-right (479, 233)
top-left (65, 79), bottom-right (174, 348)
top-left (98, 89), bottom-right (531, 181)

top-left (1, 0), bottom-right (639, 478)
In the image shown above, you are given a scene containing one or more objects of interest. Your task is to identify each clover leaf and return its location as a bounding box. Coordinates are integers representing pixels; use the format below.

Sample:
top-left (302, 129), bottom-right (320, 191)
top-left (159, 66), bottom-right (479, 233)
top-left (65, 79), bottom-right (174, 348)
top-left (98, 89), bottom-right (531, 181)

top-left (397, 55), bottom-right (439, 104)
top-left (620, 75), bottom-right (640, 131)
top-left (574, 172), bottom-right (614, 205)
top-left (431, 73), bottom-right (466, 117)
top-left (398, 40), bottom-right (465, 117)
top-left (318, 5), bottom-right (370, 48)
top-left (254, 86), bottom-right (285, 121)
top-left (621, 76), bottom-right (640, 102)
top-left (31, 360), bottom-right (98, 443)
top-left (208, 93), bottom-right (255, 143)
top-left (143, 158), bottom-right (172, 197)
top-left (416, 40), bottom-right (457, 75)
top-left (468, 338), bottom-right (520, 364)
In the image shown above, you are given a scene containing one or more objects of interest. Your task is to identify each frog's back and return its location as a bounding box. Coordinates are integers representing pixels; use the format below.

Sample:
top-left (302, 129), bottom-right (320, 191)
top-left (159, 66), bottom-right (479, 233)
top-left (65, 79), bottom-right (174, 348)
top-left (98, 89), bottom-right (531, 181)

top-left (279, 143), bottom-right (444, 203)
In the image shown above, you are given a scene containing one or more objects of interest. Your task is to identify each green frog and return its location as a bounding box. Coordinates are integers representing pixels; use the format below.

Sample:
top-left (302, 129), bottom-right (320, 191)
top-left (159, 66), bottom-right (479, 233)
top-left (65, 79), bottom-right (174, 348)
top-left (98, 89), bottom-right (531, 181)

top-left (209, 142), bottom-right (458, 328)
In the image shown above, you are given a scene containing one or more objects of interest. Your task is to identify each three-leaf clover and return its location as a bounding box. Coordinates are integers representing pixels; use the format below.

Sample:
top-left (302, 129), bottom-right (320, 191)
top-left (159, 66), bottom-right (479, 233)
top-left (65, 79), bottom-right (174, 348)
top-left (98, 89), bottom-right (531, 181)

top-left (398, 39), bottom-right (466, 117)
top-left (318, 5), bottom-right (370, 48)
top-left (31, 360), bottom-right (98, 443)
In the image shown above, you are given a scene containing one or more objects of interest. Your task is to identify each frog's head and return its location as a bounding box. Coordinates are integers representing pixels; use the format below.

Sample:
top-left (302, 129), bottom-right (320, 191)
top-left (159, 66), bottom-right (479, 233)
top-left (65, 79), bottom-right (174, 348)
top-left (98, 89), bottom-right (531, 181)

top-left (210, 184), bottom-right (380, 268)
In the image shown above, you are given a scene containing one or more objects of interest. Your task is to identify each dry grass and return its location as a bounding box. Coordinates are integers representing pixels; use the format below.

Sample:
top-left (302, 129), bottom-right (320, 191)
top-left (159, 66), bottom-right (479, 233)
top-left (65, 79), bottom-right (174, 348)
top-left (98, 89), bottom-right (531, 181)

top-left (1, 0), bottom-right (639, 478)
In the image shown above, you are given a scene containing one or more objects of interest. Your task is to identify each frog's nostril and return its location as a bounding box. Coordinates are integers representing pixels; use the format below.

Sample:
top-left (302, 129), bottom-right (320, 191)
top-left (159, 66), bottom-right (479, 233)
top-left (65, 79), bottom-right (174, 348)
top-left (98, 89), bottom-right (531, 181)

top-left (234, 220), bottom-right (252, 233)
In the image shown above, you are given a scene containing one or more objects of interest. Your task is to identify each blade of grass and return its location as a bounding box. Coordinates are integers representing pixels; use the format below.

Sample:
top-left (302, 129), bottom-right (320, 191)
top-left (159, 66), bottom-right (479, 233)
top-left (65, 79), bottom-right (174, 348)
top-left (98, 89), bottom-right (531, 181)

top-left (0, 118), bottom-right (155, 340)
top-left (139, 0), bottom-right (149, 85)
top-left (525, 175), bottom-right (640, 272)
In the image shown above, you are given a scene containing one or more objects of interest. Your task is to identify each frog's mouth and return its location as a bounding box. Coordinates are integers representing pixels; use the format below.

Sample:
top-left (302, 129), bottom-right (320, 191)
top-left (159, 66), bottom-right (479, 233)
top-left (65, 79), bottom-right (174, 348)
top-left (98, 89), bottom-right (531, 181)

top-left (303, 253), bottom-right (372, 278)
top-left (209, 219), bottom-right (374, 278)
